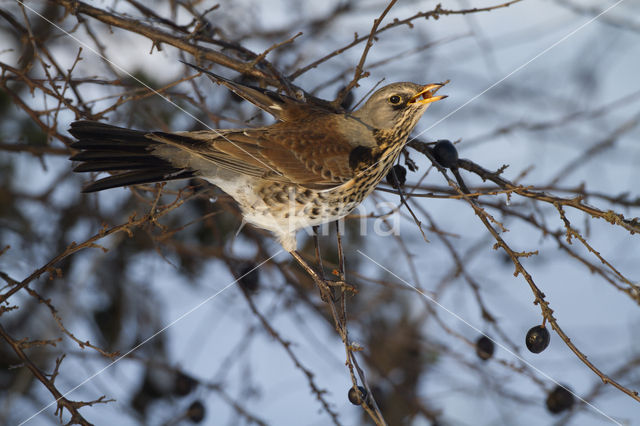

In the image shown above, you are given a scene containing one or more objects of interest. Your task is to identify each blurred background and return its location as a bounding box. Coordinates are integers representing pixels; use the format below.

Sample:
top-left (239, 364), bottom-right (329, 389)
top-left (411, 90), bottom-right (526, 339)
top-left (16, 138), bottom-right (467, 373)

top-left (1, 0), bottom-right (639, 424)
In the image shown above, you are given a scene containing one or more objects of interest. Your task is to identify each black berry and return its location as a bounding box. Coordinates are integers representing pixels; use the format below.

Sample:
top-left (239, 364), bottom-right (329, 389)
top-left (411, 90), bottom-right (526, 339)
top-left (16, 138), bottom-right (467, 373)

top-left (237, 263), bottom-right (259, 292)
top-left (187, 400), bottom-right (205, 423)
top-left (173, 371), bottom-right (197, 396)
top-left (526, 325), bottom-right (550, 353)
top-left (432, 140), bottom-right (458, 168)
top-left (546, 385), bottom-right (574, 414)
top-left (475, 336), bottom-right (494, 361)
top-left (348, 386), bottom-right (367, 405)
top-left (386, 165), bottom-right (407, 189)
top-left (339, 86), bottom-right (355, 110)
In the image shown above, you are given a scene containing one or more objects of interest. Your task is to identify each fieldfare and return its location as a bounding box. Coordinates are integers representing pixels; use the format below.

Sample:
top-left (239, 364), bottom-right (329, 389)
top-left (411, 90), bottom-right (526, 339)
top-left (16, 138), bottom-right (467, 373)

top-left (69, 69), bottom-right (446, 252)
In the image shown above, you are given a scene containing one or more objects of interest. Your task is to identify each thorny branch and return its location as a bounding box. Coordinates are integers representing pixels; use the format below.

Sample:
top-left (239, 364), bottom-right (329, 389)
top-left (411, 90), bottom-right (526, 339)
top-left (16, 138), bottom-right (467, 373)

top-left (1, 0), bottom-right (638, 424)
top-left (334, 0), bottom-right (398, 106)
top-left (0, 325), bottom-right (112, 425)
top-left (291, 0), bottom-right (522, 81)
top-left (408, 140), bottom-right (640, 403)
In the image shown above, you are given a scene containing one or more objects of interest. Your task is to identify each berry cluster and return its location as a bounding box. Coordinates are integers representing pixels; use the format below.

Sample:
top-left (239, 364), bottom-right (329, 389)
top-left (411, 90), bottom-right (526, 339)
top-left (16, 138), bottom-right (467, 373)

top-left (469, 324), bottom-right (574, 414)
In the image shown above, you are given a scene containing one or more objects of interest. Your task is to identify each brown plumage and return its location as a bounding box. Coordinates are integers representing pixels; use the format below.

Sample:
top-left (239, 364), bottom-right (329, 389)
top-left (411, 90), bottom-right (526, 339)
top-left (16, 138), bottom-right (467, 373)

top-left (69, 69), bottom-right (446, 251)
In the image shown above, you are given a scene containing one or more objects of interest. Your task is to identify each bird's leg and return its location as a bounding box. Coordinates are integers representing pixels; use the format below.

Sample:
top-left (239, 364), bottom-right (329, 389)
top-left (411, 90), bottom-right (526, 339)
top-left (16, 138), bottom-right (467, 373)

top-left (289, 250), bottom-right (333, 302)
top-left (331, 222), bottom-right (347, 306)
top-left (312, 226), bottom-right (337, 301)
top-left (331, 222), bottom-right (357, 295)
top-left (335, 221), bottom-right (345, 277)
top-left (312, 226), bottom-right (350, 302)
top-left (312, 226), bottom-right (326, 281)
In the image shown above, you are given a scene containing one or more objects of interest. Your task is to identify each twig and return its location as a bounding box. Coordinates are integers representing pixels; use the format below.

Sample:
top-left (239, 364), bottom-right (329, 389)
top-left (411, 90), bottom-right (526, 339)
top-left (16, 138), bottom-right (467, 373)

top-left (291, 0), bottom-right (522, 81)
top-left (333, 0), bottom-right (398, 106)
top-left (0, 324), bottom-right (112, 425)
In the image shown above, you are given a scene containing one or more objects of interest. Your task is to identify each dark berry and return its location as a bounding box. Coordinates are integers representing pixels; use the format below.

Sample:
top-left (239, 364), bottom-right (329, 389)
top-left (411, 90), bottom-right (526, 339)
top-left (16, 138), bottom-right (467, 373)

top-left (386, 165), bottom-right (407, 189)
top-left (475, 336), bottom-right (494, 361)
top-left (546, 385), bottom-right (574, 414)
top-left (187, 400), bottom-right (205, 423)
top-left (237, 263), bottom-right (259, 292)
top-left (526, 325), bottom-right (550, 353)
top-left (173, 371), bottom-right (197, 396)
top-left (131, 372), bottom-right (165, 414)
top-left (339, 86), bottom-right (355, 110)
top-left (348, 386), bottom-right (367, 405)
top-left (432, 140), bottom-right (458, 168)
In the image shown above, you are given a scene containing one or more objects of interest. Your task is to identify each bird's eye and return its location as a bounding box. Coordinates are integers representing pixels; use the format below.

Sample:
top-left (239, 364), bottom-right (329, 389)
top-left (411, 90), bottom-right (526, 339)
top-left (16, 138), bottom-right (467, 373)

top-left (388, 95), bottom-right (402, 105)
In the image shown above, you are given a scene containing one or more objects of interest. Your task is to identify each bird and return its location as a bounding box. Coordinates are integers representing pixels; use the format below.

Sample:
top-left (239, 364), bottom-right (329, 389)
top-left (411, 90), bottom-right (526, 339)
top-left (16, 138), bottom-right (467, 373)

top-left (68, 67), bottom-right (446, 252)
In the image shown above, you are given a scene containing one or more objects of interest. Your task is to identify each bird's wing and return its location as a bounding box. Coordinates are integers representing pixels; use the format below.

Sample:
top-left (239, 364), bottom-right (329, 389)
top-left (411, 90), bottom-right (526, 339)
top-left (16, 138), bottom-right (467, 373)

top-left (181, 61), bottom-right (316, 122)
top-left (150, 118), bottom-right (363, 186)
top-left (149, 130), bottom-right (269, 178)
top-left (256, 121), bottom-right (358, 184)
top-left (70, 116), bottom-right (372, 192)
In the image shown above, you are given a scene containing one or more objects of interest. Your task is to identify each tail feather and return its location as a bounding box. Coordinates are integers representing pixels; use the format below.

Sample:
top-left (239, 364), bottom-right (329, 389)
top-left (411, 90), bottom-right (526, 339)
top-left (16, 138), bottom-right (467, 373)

top-left (81, 169), bottom-right (195, 193)
top-left (70, 150), bottom-right (162, 162)
top-left (73, 159), bottom-right (170, 173)
top-left (69, 121), bottom-right (152, 143)
top-left (70, 139), bottom-right (153, 152)
top-left (68, 121), bottom-right (196, 192)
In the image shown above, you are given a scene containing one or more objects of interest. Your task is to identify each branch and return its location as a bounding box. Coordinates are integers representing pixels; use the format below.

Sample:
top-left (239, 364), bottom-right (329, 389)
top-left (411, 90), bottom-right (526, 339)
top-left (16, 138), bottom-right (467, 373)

top-left (0, 325), bottom-right (113, 425)
top-left (290, 0), bottom-right (522, 81)
top-left (333, 0), bottom-right (398, 106)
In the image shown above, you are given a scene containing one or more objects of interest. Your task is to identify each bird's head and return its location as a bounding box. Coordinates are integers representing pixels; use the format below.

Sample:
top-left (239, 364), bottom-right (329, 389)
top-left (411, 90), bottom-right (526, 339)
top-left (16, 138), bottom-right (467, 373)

top-left (353, 81), bottom-right (447, 136)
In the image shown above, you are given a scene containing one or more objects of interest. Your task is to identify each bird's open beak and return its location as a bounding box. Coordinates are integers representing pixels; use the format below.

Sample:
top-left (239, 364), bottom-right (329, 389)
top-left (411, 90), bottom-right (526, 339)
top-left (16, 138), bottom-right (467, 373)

top-left (408, 81), bottom-right (449, 105)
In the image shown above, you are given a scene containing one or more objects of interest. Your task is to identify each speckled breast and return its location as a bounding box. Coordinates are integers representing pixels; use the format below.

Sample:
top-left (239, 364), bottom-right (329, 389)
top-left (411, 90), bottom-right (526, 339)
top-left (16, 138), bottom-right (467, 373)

top-left (249, 141), bottom-right (404, 232)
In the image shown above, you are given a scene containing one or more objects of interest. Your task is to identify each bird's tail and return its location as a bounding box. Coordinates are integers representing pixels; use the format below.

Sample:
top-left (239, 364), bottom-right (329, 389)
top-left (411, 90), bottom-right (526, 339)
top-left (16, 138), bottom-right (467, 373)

top-left (68, 121), bottom-right (196, 192)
